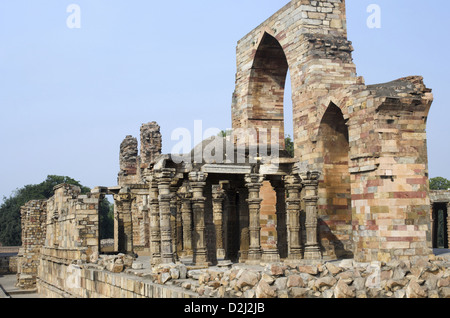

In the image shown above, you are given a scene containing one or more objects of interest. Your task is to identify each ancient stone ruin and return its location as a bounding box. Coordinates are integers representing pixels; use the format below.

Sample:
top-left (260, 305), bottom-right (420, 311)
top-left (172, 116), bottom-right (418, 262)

top-left (15, 0), bottom-right (450, 298)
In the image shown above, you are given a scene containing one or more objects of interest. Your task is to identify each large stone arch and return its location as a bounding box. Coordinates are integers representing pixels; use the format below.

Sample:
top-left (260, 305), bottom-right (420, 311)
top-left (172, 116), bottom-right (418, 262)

top-left (246, 31), bottom-right (290, 148)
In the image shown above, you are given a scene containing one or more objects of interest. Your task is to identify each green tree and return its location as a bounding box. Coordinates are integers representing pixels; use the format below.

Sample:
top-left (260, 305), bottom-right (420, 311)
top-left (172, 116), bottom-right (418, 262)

top-left (285, 135), bottom-right (294, 158)
top-left (430, 177), bottom-right (450, 190)
top-left (217, 129), bottom-right (233, 137)
top-left (99, 197), bottom-right (114, 240)
top-left (0, 175), bottom-right (90, 246)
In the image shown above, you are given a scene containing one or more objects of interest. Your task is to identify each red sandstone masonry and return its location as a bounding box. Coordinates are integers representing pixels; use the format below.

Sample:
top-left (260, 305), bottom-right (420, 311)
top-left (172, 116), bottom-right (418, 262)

top-left (232, 0), bottom-right (433, 262)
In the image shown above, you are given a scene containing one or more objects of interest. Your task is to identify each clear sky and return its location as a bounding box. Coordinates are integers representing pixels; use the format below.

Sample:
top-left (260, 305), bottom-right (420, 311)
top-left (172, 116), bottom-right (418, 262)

top-left (0, 0), bottom-right (449, 202)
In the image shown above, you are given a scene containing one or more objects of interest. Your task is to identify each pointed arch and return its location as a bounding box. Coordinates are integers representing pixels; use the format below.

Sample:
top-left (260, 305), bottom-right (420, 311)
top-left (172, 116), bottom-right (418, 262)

top-left (247, 32), bottom-right (289, 148)
top-left (317, 102), bottom-right (353, 259)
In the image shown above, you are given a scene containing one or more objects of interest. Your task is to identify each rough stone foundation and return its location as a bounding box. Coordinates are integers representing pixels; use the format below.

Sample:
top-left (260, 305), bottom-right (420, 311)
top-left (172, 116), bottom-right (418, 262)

top-left (37, 254), bottom-right (450, 299)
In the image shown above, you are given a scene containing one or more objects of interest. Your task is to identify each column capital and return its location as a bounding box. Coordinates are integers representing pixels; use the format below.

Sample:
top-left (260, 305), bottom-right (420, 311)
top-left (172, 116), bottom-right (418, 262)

top-left (158, 193), bottom-right (174, 202)
top-left (247, 197), bottom-right (263, 205)
top-left (299, 170), bottom-right (321, 183)
top-left (303, 195), bottom-right (319, 203)
top-left (155, 168), bottom-right (176, 181)
top-left (178, 191), bottom-right (193, 201)
top-left (245, 173), bottom-right (265, 185)
top-left (284, 174), bottom-right (302, 187)
top-left (189, 171), bottom-right (208, 183)
top-left (114, 192), bottom-right (134, 202)
top-left (212, 185), bottom-right (226, 202)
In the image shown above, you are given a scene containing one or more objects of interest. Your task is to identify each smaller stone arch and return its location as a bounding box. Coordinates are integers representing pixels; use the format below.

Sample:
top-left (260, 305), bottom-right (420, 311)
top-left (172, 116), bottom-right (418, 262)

top-left (316, 101), bottom-right (353, 259)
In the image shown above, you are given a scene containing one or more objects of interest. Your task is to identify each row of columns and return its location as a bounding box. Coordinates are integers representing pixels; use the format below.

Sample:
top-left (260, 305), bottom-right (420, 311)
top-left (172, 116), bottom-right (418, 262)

top-left (115, 168), bottom-right (322, 266)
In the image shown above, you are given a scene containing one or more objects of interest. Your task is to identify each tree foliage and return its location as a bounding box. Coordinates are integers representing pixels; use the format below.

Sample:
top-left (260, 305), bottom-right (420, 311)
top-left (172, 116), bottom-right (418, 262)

top-left (285, 135), bottom-right (294, 158)
top-left (430, 177), bottom-right (450, 190)
top-left (0, 175), bottom-right (95, 246)
top-left (99, 198), bottom-right (114, 240)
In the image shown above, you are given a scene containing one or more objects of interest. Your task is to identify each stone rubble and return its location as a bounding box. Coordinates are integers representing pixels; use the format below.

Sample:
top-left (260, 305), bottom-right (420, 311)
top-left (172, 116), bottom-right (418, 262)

top-left (142, 257), bottom-right (450, 298)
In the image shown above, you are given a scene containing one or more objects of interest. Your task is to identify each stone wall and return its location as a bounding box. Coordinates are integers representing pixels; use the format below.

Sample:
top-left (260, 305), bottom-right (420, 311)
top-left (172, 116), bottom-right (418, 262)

top-left (37, 254), bottom-right (197, 298)
top-left (0, 255), bottom-right (17, 274)
top-left (140, 122), bottom-right (162, 170)
top-left (0, 247), bottom-right (19, 274)
top-left (44, 184), bottom-right (100, 261)
top-left (16, 200), bottom-right (47, 288)
top-left (118, 135), bottom-right (140, 185)
top-left (36, 184), bottom-right (102, 292)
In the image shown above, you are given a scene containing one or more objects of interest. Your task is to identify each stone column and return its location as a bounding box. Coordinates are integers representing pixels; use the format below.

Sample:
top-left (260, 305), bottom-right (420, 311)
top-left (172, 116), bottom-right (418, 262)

top-left (285, 174), bottom-right (303, 261)
top-left (141, 194), bottom-right (150, 250)
top-left (245, 174), bottom-right (264, 264)
top-left (189, 171), bottom-right (209, 266)
top-left (273, 183), bottom-right (288, 259)
top-left (301, 171), bottom-right (322, 260)
top-left (225, 185), bottom-right (239, 262)
top-left (156, 169), bottom-right (176, 264)
top-left (169, 183), bottom-right (179, 262)
top-left (238, 187), bottom-right (250, 262)
top-left (430, 202), bottom-right (435, 249)
top-left (149, 174), bottom-right (161, 265)
top-left (212, 185), bottom-right (226, 262)
top-left (261, 180), bottom-right (281, 264)
top-left (180, 191), bottom-right (193, 257)
top-left (114, 189), bottom-right (134, 254)
top-left (448, 202), bottom-right (450, 248)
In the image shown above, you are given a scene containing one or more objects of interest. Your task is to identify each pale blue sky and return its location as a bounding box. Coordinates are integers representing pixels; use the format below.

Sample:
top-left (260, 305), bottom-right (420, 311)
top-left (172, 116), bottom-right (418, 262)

top-left (0, 0), bottom-right (449, 201)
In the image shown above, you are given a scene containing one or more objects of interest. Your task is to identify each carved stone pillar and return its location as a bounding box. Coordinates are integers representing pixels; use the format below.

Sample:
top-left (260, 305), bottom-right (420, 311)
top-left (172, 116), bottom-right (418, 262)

top-left (157, 169), bottom-right (176, 264)
top-left (169, 183), bottom-right (179, 262)
top-left (149, 174), bottom-right (161, 265)
top-left (141, 194), bottom-right (150, 250)
top-left (448, 202), bottom-right (450, 248)
top-left (245, 174), bottom-right (264, 264)
top-left (301, 171), bottom-right (322, 260)
top-left (225, 185), bottom-right (239, 262)
top-left (189, 171), bottom-right (208, 266)
top-left (179, 189), bottom-right (193, 257)
top-left (212, 185), bottom-right (226, 262)
top-left (273, 183), bottom-right (288, 259)
top-left (238, 187), bottom-right (249, 262)
top-left (114, 189), bottom-right (134, 254)
top-left (261, 180), bottom-right (281, 264)
top-left (285, 174), bottom-right (303, 261)
top-left (430, 202), bottom-right (435, 249)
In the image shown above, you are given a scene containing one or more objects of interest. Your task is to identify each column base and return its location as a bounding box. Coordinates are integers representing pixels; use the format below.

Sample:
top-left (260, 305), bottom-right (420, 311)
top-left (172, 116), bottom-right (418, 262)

top-left (304, 245), bottom-right (322, 260)
top-left (245, 248), bottom-right (262, 265)
top-left (217, 260), bottom-right (233, 267)
top-left (261, 249), bottom-right (281, 264)
top-left (151, 255), bottom-right (161, 266)
top-left (238, 250), bottom-right (248, 263)
top-left (161, 256), bottom-right (174, 264)
top-left (179, 255), bottom-right (194, 266)
top-left (194, 249), bottom-right (208, 267)
top-left (216, 249), bottom-right (226, 261)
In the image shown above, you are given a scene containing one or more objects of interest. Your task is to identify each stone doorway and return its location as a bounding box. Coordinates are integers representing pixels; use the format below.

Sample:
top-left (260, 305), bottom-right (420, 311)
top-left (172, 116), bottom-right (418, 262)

top-left (99, 194), bottom-right (115, 254)
top-left (432, 203), bottom-right (449, 249)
